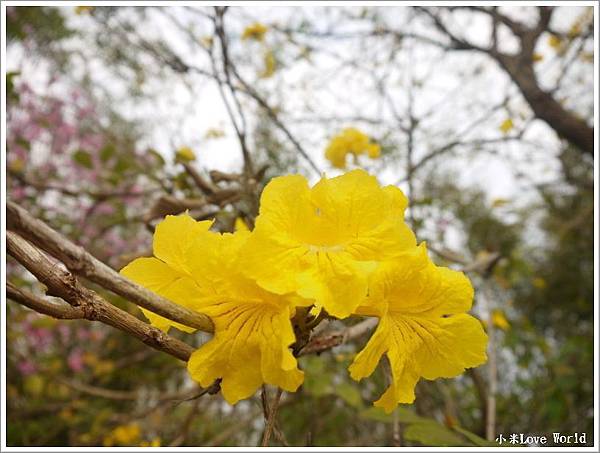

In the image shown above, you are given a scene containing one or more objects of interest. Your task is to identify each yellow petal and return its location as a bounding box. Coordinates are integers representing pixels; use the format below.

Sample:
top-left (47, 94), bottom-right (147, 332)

top-left (296, 252), bottom-right (375, 318)
top-left (175, 146), bottom-right (196, 162)
top-left (242, 170), bottom-right (415, 318)
top-left (153, 214), bottom-right (212, 276)
top-left (410, 314), bottom-right (487, 380)
top-left (234, 217), bottom-right (249, 232)
top-left (187, 301), bottom-right (303, 404)
top-left (120, 257), bottom-right (201, 332)
top-left (349, 253), bottom-right (486, 413)
top-left (240, 175), bottom-right (314, 294)
top-left (499, 118), bottom-right (514, 134)
top-left (368, 244), bottom-right (473, 317)
top-left (491, 309), bottom-right (510, 331)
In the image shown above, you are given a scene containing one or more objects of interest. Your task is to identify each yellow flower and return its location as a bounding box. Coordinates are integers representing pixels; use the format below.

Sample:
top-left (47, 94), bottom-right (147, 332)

top-left (121, 214), bottom-right (211, 333)
top-left (104, 423), bottom-right (141, 446)
top-left (260, 50), bottom-right (276, 78)
top-left (532, 277), bottom-right (547, 289)
top-left (242, 22), bottom-right (268, 42)
top-left (349, 244), bottom-right (487, 413)
top-left (234, 217), bottom-right (250, 232)
top-left (491, 309), bottom-right (510, 331)
top-left (532, 53), bottom-right (544, 63)
top-left (75, 5), bottom-right (94, 14)
top-left (499, 118), bottom-right (514, 134)
top-left (175, 146), bottom-right (196, 163)
top-left (204, 127), bottom-right (225, 139)
top-left (325, 128), bottom-right (381, 169)
top-left (240, 170), bottom-right (416, 318)
top-left (139, 438), bottom-right (161, 447)
top-left (121, 214), bottom-right (306, 404)
top-left (548, 34), bottom-right (562, 49)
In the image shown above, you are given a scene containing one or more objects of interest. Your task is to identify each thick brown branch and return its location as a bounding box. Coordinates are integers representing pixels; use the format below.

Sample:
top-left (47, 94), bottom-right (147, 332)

top-left (7, 201), bottom-right (213, 333)
top-left (496, 55), bottom-right (593, 156)
top-left (7, 281), bottom-right (85, 320)
top-left (422, 6), bottom-right (593, 156)
top-left (7, 231), bottom-right (195, 362)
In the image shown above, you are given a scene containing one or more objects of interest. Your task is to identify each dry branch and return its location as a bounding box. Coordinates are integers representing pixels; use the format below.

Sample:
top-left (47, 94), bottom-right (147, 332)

top-left (7, 231), bottom-right (195, 362)
top-left (299, 318), bottom-right (379, 356)
top-left (7, 281), bottom-right (85, 320)
top-left (7, 201), bottom-right (213, 333)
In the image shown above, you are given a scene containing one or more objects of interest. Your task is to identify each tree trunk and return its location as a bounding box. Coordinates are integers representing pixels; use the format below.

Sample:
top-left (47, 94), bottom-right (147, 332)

top-left (499, 55), bottom-right (594, 156)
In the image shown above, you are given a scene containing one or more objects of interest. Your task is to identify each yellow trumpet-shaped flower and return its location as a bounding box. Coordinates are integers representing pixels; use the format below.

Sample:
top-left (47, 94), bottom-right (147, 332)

top-left (349, 244), bottom-right (488, 413)
top-left (121, 214), bottom-right (306, 404)
top-left (240, 170), bottom-right (416, 318)
top-left (121, 214), bottom-right (212, 333)
top-left (325, 128), bottom-right (381, 169)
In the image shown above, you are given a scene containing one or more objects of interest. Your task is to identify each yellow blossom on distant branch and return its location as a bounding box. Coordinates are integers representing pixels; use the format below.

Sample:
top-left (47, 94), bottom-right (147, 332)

top-left (325, 128), bottom-right (381, 169)
top-left (75, 5), bottom-right (94, 15)
top-left (532, 277), bottom-right (547, 289)
top-left (548, 34), bottom-right (562, 49)
top-left (242, 22), bottom-right (268, 42)
top-left (491, 309), bottom-right (510, 331)
top-left (499, 118), bottom-right (514, 134)
top-left (204, 128), bottom-right (225, 139)
top-left (532, 53), bottom-right (544, 62)
top-left (175, 146), bottom-right (196, 163)
top-left (260, 50), bottom-right (277, 78)
top-left (103, 423), bottom-right (141, 447)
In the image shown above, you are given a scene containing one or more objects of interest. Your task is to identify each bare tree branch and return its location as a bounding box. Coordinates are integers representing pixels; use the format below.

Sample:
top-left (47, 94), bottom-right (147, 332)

top-left (7, 281), bottom-right (85, 320)
top-left (7, 200), bottom-right (214, 333)
top-left (6, 231), bottom-right (195, 362)
top-left (416, 6), bottom-right (593, 156)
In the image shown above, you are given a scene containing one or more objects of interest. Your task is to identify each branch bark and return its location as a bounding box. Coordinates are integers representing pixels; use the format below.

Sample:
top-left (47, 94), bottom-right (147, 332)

top-left (7, 200), bottom-right (213, 333)
top-left (417, 6), bottom-right (594, 156)
top-left (299, 318), bottom-right (378, 356)
top-left (7, 231), bottom-right (195, 362)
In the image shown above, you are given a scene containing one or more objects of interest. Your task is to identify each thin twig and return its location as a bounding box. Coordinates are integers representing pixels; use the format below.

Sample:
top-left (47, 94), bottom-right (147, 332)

top-left (261, 387), bottom-right (284, 447)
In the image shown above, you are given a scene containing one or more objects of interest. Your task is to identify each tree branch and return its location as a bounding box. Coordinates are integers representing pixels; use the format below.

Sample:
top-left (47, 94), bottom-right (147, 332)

top-left (7, 200), bottom-right (213, 333)
top-left (7, 281), bottom-right (85, 320)
top-left (7, 231), bottom-right (195, 362)
top-left (299, 318), bottom-right (379, 356)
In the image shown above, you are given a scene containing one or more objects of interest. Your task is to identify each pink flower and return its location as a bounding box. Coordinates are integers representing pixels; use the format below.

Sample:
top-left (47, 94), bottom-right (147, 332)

top-left (57, 324), bottom-right (71, 342)
top-left (17, 360), bottom-right (37, 376)
top-left (67, 349), bottom-right (85, 372)
top-left (95, 203), bottom-right (115, 216)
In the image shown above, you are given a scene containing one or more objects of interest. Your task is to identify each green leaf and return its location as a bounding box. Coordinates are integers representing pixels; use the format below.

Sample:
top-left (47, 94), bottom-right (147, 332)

top-left (100, 144), bottom-right (116, 162)
top-left (452, 426), bottom-right (496, 446)
top-left (360, 406), bottom-right (434, 424)
top-left (72, 149), bottom-right (93, 169)
top-left (335, 382), bottom-right (362, 408)
top-left (404, 421), bottom-right (469, 447)
top-left (148, 148), bottom-right (165, 167)
top-left (300, 356), bottom-right (333, 397)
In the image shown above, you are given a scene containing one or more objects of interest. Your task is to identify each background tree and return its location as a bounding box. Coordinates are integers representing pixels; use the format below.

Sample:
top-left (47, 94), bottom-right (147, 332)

top-left (5, 4), bottom-right (594, 447)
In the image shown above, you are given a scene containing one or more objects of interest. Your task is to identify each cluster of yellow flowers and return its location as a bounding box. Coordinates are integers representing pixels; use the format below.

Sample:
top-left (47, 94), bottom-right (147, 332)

top-left (324, 128), bottom-right (381, 169)
top-left (241, 22), bottom-right (269, 42)
top-left (241, 22), bottom-right (276, 79)
top-left (121, 170), bottom-right (487, 413)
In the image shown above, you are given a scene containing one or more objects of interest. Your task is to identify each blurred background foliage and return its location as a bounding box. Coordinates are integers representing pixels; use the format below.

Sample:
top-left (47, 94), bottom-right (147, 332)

top-left (5, 5), bottom-right (594, 447)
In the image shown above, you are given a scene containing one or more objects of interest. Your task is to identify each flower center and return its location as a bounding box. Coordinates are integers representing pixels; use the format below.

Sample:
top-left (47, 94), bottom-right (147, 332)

top-left (307, 244), bottom-right (345, 254)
